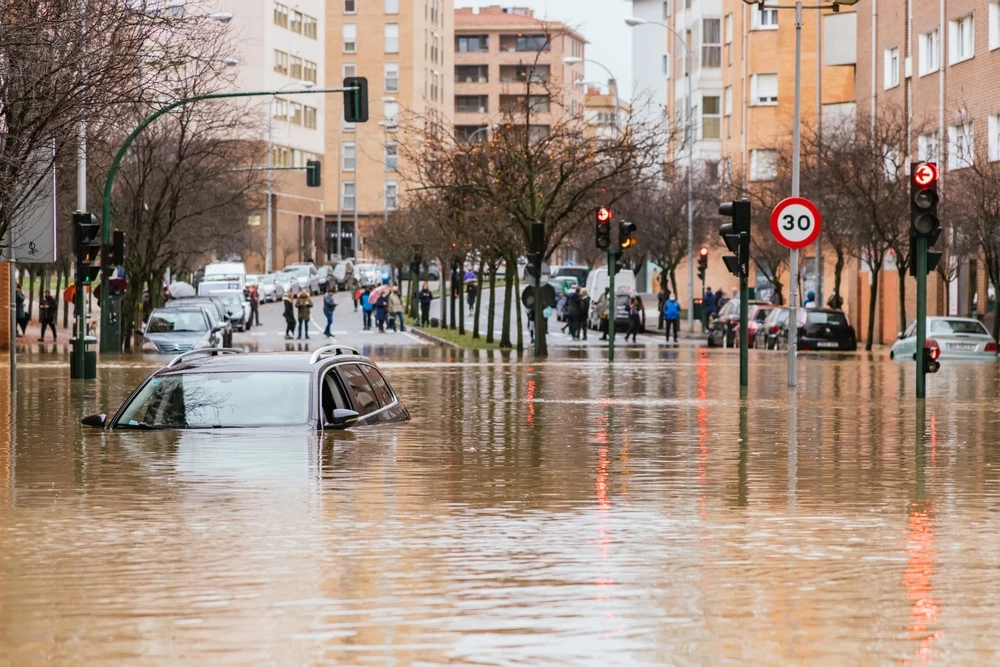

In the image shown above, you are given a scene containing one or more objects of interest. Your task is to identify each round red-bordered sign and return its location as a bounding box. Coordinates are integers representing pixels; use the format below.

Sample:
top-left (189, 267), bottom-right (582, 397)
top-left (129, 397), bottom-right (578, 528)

top-left (770, 197), bottom-right (822, 249)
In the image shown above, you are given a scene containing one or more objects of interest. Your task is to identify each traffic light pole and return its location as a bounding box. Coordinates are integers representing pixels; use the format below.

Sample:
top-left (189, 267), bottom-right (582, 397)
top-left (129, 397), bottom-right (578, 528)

top-left (607, 247), bottom-right (618, 362)
top-left (915, 236), bottom-right (928, 399)
top-left (98, 86), bottom-right (354, 354)
top-left (739, 233), bottom-right (749, 389)
top-left (74, 271), bottom-right (86, 379)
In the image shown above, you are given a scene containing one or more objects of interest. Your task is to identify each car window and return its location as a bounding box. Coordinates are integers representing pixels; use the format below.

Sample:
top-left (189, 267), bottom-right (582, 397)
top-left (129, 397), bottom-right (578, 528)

top-left (930, 319), bottom-right (989, 335)
top-left (753, 308), bottom-right (771, 322)
top-left (360, 364), bottom-right (394, 407)
top-left (147, 310), bottom-right (208, 333)
top-left (117, 372), bottom-right (310, 428)
top-left (321, 369), bottom-right (350, 423)
top-left (338, 364), bottom-right (379, 416)
top-left (903, 321), bottom-right (917, 338)
top-left (805, 311), bottom-right (848, 326)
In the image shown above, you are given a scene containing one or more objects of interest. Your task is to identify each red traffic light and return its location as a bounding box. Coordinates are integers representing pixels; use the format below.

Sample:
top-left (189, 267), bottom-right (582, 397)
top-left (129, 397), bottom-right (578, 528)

top-left (596, 207), bottom-right (612, 223)
top-left (699, 247), bottom-right (709, 257)
top-left (926, 339), bottom-right (941, 361)
top-left (912, 162), bottom-right (939, 187)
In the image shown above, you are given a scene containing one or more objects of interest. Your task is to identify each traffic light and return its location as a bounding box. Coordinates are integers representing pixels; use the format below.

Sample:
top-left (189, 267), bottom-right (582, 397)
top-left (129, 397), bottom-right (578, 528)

top-left (697, 247), bottom-right (708, 281)
top-left (910, 162), bottom-right (939, 238)
top-left (618, 221), bottom-right (637, 249)
top-left (73, 211), bottom-right (101, 283)
top-left (343, 76), bottom-right (369, 123)
top-left (923, 340), bottom-right (941, 373)
top-left (718, 200), bottom-right (751, 278)
top-left (595, 207), bottom-right (612, 250)
top-left (306, 160), bottom-right (321, 187)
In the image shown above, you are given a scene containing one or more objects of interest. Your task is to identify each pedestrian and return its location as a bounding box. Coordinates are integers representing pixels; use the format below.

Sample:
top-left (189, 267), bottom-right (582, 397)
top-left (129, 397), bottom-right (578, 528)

top-left (527, 305), bottom-right (536, 343)
top-left (15, 283), bottom-right (26, 337)
top-left (353, 285), bottom-right (362, 312)
top-left (360, 287), bottom-right (373, 330)
top-left (624, 295), bottom-right (642, 343)
top-left (703, 287), bottom-right (717, 323)
top-left (374, 293), bottom-right (388, 333)
top-left (38, 289), bottom-right (57, 342)
top-left (657, 290), bottom-right (669, 330)
top-left (466, 281), bottom-right (477, 314)
top-left (163, 284), bottom-right (171, 304)
top-left (579, 288), bottom-right (590, 340)
top-left (419, 282), bottom-right (433, 326)
top-left (141, 289), bottom-right (151, 323)
top-left (322, 287), bottom-right (337, 338)
top-left (714, 288), bottom-right (725, 310)
top-left (250, 285), bottom-right (261, 325)
top-left (282, 293), bottom-right (296, 339)
top-left (599, 288), bottom-right (611, 341)
top-left (663, 293), bottom-right (681, 343)
top-left (387, 286), bottom-right (405, 332)
top-left (804, 290), bottom-right (817, 308)
top-left (827, 290), bottom-right (843, 310)
top-left (295, 289), bottom-right (312, 339)
top-left (566, 286), bottom-right (583, 339)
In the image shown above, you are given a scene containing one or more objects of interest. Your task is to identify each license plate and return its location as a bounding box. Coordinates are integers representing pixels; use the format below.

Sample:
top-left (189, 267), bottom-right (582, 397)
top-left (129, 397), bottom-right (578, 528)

top-left (948, 343), bottom-right (977, 351)
top-left (817, 341), bottom-right (839, 348)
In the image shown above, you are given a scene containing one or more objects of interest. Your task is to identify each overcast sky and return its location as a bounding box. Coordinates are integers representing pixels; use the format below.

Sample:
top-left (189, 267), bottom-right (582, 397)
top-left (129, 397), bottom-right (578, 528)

top-left (458, 0), bottom-right (634, 100)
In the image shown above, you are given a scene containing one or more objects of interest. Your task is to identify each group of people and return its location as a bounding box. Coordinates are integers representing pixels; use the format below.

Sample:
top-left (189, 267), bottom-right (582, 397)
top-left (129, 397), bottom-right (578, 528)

top-left (355, 285), bottom-right (406, 333)
top-left (558, 286), bottom-right (591, 340)
top-left (14, 283), bottom-right (59, 341)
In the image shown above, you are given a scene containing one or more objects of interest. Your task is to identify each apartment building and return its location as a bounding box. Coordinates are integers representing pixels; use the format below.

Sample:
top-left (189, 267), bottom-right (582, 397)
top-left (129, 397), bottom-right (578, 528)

top-left (453, 6), bottom-right (587, 141)
top-left (583, 81), bottom-right (630, 142)
top-left (324, 0), bottom-right (454, 260)
top-left (855, 0), bottom-right (999, 340)
top-left (218, 0), bottom-right (327, 272)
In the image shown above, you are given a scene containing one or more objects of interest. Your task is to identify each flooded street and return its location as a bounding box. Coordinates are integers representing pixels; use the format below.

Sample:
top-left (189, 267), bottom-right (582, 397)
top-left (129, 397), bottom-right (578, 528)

top-left (3, 348), bottom-right (1000, 664)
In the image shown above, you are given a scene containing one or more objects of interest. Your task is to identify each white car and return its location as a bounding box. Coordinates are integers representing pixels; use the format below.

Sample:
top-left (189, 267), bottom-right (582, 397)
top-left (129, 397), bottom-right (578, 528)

top-left (354, 263), bottom-right (381, 287)
top-left (890, 316), bottom-right (998, 360)
top-left (274, 271), bottom-right (296, 297)
top-left (282, 265), bottom-right (320, 295)
top-left (255, 274), bottom-right (283, 302)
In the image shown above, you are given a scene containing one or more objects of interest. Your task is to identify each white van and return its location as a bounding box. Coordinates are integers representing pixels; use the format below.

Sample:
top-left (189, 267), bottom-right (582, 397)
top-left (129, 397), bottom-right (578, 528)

top-left (585, 267), bottom-right (636, 300)
top-left (203, 261), bottom-right (247, 292)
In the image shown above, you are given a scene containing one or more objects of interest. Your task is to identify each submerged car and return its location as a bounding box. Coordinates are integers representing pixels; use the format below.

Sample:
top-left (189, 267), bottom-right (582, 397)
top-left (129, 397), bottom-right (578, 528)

top-left (164, 296), bottom-right (233, 346)
top-left (890, 316), bottom-right (998, 360)
top-left (779, 308), bottom-right (858, 351)
top-left (140, 307), bottom-right (226, 354)
top-left (754, 307), bottom-right (789, 349)
top-left (82, 347), bottom-right (410, 431)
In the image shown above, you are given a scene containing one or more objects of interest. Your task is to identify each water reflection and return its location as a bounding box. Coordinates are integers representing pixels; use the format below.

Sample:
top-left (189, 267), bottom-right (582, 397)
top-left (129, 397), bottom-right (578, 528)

top-left (3, 349), bottom-right (1000, 663)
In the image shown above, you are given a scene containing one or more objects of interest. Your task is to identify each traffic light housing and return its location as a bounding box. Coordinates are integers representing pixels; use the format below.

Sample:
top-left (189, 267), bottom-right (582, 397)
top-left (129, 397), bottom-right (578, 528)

top-left (923, 341), bottom-right (941, 373)
top-left (306, 160), bottom-right (321, 187)
top-left (618, 221), bottom-right (637, 249)
top-left (343, 76), bottom-right (369, 123)
top-left (73, 211), bottom-right (101, 283)
top-left (595, 207), bottom-right (612, 250)
top-left (910, 162), bottom-right (939, 239)
top-left (697, 247), bottom-right (708, 281)
top-left (112, 230), bottom-right (125, 266)
top-left (718, 201), bottom-right (751, 278)
top-left (614, 258), bottom-right (626, 275)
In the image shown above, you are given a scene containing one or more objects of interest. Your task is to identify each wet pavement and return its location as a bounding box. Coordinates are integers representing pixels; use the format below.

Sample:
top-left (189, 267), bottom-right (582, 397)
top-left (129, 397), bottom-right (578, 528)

top-left (3, 347), bottom-right (1000, 664)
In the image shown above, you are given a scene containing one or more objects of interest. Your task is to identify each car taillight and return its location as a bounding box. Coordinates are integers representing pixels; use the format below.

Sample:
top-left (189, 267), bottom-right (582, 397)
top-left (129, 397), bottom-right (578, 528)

top-left (926, 339), bottom-right (941, 361)
top-left (986, 341), bottom-right (998, 353)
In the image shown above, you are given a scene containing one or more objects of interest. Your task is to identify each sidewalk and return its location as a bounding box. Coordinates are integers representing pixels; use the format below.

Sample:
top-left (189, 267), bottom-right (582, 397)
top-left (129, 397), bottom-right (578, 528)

top-left (14, 320), bottom-right (86, 355)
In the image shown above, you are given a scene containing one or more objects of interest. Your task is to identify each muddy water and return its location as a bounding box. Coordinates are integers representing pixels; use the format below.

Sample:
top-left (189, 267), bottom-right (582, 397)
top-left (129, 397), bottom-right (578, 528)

top-left (3, 348), bottom-right (1000, 665)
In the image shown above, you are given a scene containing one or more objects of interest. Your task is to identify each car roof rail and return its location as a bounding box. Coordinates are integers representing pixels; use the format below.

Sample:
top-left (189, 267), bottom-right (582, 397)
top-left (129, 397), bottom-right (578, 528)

top-left (166, 348), bottom-right (245, 368)
top-left (309, 343), bottom-right (361, 364)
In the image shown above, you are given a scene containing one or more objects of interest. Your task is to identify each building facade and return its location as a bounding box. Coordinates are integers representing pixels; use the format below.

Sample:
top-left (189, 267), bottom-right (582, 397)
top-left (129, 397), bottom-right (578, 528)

top-left (218, 0), bottom-right (327, 272)
top-left (583, 80), bottom-right (630, 142)
top-left (324, 0), bottom-right (454, 260)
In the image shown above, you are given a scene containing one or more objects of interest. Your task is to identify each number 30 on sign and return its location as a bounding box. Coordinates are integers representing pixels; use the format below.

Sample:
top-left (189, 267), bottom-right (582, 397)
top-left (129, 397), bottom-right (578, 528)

top-left (770, 197), bottom-right (822, 249)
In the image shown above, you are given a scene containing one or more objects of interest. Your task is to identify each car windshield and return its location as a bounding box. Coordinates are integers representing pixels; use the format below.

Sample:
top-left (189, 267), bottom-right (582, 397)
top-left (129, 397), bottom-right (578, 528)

top-left (753, 308), bottom-right (772, 322)
top-left (930, 319), bottom-right (989, 335)
top-left (216, 294), bottom-right (242, 308)
top-left (284, 267), bottom-right (311, 278)
top-left (766, 309), bottom-right (789, 324)
top-left (147, 310), bottom-right (207, 333)
top-left (118, 372), bottom-right (311, 428)
top-left (804, 311), bottom-right (848, 326)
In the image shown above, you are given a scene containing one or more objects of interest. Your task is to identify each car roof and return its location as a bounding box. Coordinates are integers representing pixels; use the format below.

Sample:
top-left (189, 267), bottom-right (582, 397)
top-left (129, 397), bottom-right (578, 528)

top-left (927, 315), bottom-right (981, 322)
top-left (157, 352), bottom-right (376, 375)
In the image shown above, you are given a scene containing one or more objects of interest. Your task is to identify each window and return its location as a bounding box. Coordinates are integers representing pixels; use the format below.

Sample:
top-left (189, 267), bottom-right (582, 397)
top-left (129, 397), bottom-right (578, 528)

top-left (705, 160), bottom-right (720, 184)
top-left (342, 182), bottom-right (356, 210)
top-left (385, 182), bottom-right (398, 210)
top-left (383, 63), bottom-right (399, 92)
top-left (339, 365), bottom-right (378, 415)
top-left (290, 101), bottom-right (302, 125)
top-left (343, 24), bottom-right (357, 53)
top-left (510, 34), bottom-right (549, 52)
top-left (385, 142), bottom-right (399, 170)
top-left (273, 50), bottom-right (288, 75)
top-left (883, 46), bottom-right (900, 88)
top-left (724, 86), bottom-right (733, 116)
top-left (948, 121), bottom-right (974, 169)
top-left (663, 1), bottom-right (671, 19)
top-left (456, 125), bottom-right (488, 142)
top-left (752, 1), bottom-right (778, 29)
top-left (725, 13), bottom-right (733, 43)
top-left (272, 145), bottom-right (291, 167)
top-left (702, 19), bottom-right (721, 67)
top-left (343, 142), bottom-right (356, 171)
top-left (344, 0), bottom-right (356, 13)
top-left (384, 100), bottom-right (398, 122)
top-left (272, 98), bottom-right (288, 121)
top-left (663, 53), bottom-right (671, 77)
top-left (702, 95), bottom-right (721, 139)
top-left (456, 95), bottom-right (488, 113)
top-left (751, 73), bottom-right (778, 105)
top-left (274, 2), bottom-right (288, 27)
top-left (918, 29), bottom-right (940, 75)
top-left (289, 55), bottom-right (302, 80)
top-left (343, 63), bottom-right (357, 78)
top-left (990, 114), bottom-right (1000, 162)
top-left (290, 10), bottom-right (302, 33)
top-left (456, 65), bottom-right (488, 82)
top-left (991, 1), bottom-right (1000, 50)
top-left (304, 105), bottom-right (317, 129)
top-left (949, 15), bottom-right (974, 64)
top-left (457, 35), bottom-right (489, 52)
top-left (303, 60), bottom-right (318, 84)
top-left (750, 149), bottom-right (777, 181)
top-left (360, 365), bottom-right (394, 408)
top-left (303, 15), bottom-right (317, 39)
top-left (385, 23), bottom-right (399, 53)
top-left (385, 0), bottom-right (399, 14)
top-left (918, 132), bottom-right (940, 162)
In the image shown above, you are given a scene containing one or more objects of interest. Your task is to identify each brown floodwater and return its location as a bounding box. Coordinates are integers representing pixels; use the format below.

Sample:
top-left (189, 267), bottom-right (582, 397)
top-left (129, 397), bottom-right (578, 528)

top-left (3, 347), bottom-right (1000, 665)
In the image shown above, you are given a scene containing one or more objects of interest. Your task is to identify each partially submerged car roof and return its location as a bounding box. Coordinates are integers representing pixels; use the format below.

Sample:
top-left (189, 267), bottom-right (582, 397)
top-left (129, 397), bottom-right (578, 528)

top-left (156, 348), bottom-right (372, 375)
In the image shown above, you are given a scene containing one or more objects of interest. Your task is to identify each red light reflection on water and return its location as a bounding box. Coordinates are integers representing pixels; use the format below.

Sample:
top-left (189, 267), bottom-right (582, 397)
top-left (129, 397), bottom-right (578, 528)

top-left (901, 503), bottom-right (941, 664)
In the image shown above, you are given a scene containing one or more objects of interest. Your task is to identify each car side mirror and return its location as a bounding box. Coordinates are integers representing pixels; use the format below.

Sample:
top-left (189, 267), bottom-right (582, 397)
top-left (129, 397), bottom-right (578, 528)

top-left (81, 413), bottom-right (107, 428)
top-left (897, 331), bottom-right (904, 340)
top-left (324, 409), bottom-right (360, 430)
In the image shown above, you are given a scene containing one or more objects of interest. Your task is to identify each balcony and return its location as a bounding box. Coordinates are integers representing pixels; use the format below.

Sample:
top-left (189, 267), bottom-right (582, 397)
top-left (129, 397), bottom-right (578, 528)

top-left (498, 65), bottom-right (550, 84)
top-left (499, 34), bottom-right (551, 53)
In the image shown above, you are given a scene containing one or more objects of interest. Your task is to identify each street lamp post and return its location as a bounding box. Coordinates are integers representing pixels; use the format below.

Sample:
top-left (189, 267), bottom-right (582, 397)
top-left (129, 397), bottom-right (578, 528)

top-left (563, 56), bottom-right (619, 133)
top-left (267, 80), bottom-right (314, 274)
top-left (625, 16), bottom-right (696, 333)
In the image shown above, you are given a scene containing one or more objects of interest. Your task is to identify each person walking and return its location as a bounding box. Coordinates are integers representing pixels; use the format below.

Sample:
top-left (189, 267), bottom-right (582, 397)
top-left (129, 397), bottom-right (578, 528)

top-left (38, 289), bottom-right (57, 341)
top-left (703, 287), bottom-right (717, 325)
top-left (15, 283), bottom-right (26, 337)
top-left (804, 290), bottom-right (817, 308)
top-left (663, 293), bottom-right (681, 343)
top-left (624, 295), bottom-right (642, 343)
top-left (322, 288), bottom-right (338, 338)
top-left (294, 289), bottom-right (312, 339)
top-left (250, 285), bottom-right (261, 326)
top-left (599, 288), bottom-right (611, 341)
top-left (387, 286), bottom-right (405, 332)
top-left (466, 281), bottom-right (477, 315)
top-left (418, 282), bottom-right (433, 326)
top-left (579, 289), bottom-right (591, 341)
top-left (282, 293), bottom-right (296, 339)
top-left (566, 286), bottom-right (582, 339)
top-left (374, 292), bottom-right (388, 333)
top-left (360, 288), bottom-right (373, 330)
top-left (353, 285), bottom-right (362, 312)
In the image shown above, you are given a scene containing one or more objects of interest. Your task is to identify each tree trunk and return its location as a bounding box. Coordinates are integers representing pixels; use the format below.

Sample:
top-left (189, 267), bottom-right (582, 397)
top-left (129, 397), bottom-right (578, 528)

top-left (514, 260), bottom-right (524, 354)
top-left (896, 263), bottom-right (908, 331)
top-left (26, 268), bottom-right (35, 323)
top-left (472, 257), bottom-right (485, 339)
top-left (42, 269), bottom-right (50, 294)
top-left (669, 265), bottom-right (680, 299)
top-left (865, 260), bottom-right (883, 351)
top-left (487, 262), bottom-right (497, 344)
top-left (439, 260), bottom-right (448, 330)
top-left (458, 269), bottom-right (465, 335)
top-left (55, 269), bottom-right (64, 329)
top-left (500, 259), bottom-right (513, 348)
top-left (833, 248), bottom-right (845, 306)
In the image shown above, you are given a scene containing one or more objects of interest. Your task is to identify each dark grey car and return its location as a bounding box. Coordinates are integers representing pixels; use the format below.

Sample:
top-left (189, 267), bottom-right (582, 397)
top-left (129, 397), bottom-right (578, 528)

top-left (140, 307), bottom-right (225, 354)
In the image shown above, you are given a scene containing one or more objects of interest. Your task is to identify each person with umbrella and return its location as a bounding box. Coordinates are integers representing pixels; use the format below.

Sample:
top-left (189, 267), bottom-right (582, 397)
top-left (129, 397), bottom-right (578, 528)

top-left (374, 290), bottom-right (389, 333)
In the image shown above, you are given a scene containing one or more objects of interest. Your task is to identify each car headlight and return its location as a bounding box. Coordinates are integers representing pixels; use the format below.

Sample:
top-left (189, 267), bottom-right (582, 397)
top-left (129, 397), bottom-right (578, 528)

top-left (141, 340), bottom-right (158, 352)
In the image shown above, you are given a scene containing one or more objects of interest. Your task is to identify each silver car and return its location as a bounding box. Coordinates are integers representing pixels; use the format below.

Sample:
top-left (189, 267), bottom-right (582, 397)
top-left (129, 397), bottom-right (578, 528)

top-left (890, 316), bottom-right (998, 360)
top-left (256, 274), bottom-right (283, 302)
top-left (282, 265), bottom-right (320, 295)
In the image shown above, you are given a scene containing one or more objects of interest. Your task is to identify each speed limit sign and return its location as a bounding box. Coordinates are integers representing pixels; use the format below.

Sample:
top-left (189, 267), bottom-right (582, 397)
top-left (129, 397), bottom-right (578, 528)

top-left (770, 197), bottom-right (822, 249)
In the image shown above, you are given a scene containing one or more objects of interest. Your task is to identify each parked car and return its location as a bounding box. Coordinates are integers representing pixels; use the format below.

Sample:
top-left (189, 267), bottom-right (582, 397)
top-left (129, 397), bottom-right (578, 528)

top-left (164, 296), bottom-right (233, 346)
top-left (890, 316), bottom-right (998, 360)
top-left (550, 265), bottom-right (589, 286)
top-left (754, 307), bottom-right (789, 349)
top-left (274, 271), bottom-right (296, 297)
top-left (255, 274), bottom-right (283, 302)
top-left (138, 307), bottom-right (225, 354)
top-left (588, 292), bottom-right (638, 332)
top-left (81, 346), bottom-right (410, 431)
top-left (730, 304), bottom-right (776, 347)
top-left (707, 299), bottom-right (769, 347)
top-left (282, 265), bottom-right (320, 295)
top-left (331, 262), bottom-right (352, 290)
top-left (209, 289), bottom-right (252, 332)
top-left (778, 308), bottom-right (858, 351)
top-left (355, 263), bottom-right (381, 287)
top-left (316, 265), bottom-right (335, 292)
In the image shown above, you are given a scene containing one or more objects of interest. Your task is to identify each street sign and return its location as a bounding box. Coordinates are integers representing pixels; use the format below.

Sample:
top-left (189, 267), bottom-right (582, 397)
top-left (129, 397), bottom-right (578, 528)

top-left (770, 196), bottom-right (822, 249)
